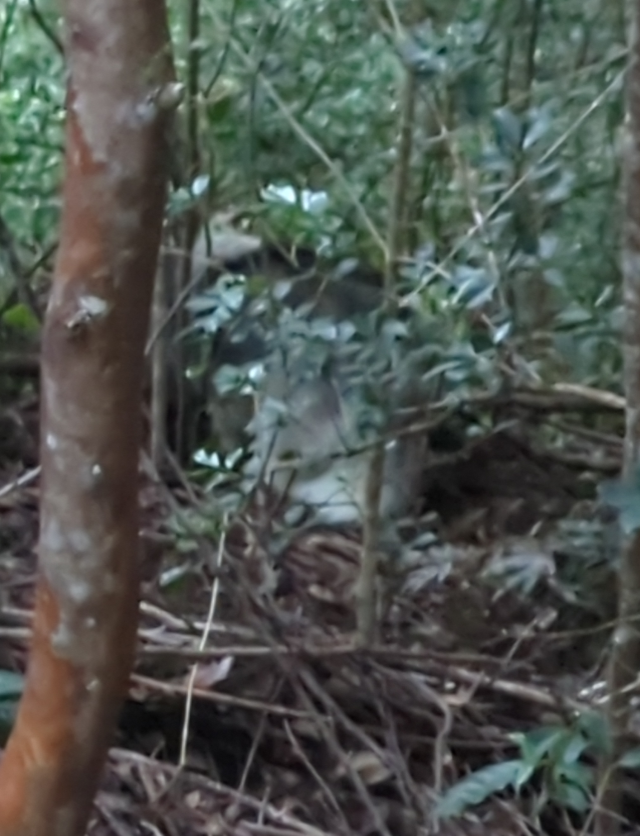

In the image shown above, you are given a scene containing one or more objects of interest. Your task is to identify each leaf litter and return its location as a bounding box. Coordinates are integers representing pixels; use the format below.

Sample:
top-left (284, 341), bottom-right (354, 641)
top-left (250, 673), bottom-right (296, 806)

top-left (0, 383), bottom-right (632, 835)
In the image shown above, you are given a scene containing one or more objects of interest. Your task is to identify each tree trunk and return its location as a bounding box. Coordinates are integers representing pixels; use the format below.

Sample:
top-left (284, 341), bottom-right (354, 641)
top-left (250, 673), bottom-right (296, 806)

top-left (0, 3), bottom-right (174, 835)
top-left (596, 4), bottom-right (640, 833)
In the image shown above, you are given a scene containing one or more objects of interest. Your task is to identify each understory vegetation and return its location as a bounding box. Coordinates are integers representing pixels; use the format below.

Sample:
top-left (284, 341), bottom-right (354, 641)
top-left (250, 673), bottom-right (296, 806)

top-left (0, 1), bottom-right (638, 834)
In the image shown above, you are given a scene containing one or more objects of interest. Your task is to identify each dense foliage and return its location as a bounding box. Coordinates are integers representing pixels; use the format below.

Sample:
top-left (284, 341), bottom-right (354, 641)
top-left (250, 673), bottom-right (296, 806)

top-left (0, 0), bottom-right (628, 394)
top-left (0, 2), bottom-right (636, 829)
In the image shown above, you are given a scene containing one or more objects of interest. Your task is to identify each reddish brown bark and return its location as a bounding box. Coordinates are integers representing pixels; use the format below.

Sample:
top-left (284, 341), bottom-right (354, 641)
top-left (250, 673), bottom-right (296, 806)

top-left (0, 3), bottom-right (174, 835)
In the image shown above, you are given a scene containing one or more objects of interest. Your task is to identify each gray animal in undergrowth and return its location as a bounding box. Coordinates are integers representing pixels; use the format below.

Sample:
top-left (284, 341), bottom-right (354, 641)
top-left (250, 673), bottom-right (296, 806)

top-left (187, 222), bottom-right (430, 527)
top-left (244, 343), bottom-right (428, 527)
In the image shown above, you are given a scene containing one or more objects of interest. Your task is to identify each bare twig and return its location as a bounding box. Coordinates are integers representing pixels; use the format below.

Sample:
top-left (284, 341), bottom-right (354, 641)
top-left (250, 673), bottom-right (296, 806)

top-left (28, 0), bottom-right (64, 55)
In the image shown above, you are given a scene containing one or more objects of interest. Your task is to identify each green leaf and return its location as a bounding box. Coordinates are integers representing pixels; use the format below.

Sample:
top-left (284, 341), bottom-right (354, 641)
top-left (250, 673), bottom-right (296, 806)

top-left (559, 733), bottom-right (589, 767)
top-left (618, 748), bottom-right (640, 768)
top-left (493, 107), bottom-right (523, 157)
top-left (191, 174), bottom-right (210, 197)
top-left (523, 106), bottom-right (553, 150)
top-left (513, 760), bottom-right (536, 790)
top-left (553, 760), bottom-right (593, 792)
top-left (550, 776), bottom-right (591, 813)
top-left (0, 669), bottom-right (23, 745)
top-left (1, 302), bottom-right (39, 335)
top-left (435, 760), bottom-right (522, 819)
top-left (511, 726), bottom-right (566, 768)
top-left (0, 669), bottom-right (23, 701)
top-left (576, 710), bottom-right (611, 757)
top-left (205, 94), bottom-right (234, 123)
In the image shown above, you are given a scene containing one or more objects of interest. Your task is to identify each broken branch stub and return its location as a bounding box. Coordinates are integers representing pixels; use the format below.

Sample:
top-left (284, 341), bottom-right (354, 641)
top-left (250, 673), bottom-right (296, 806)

top-left (0, 3), bottom-right (175, 835)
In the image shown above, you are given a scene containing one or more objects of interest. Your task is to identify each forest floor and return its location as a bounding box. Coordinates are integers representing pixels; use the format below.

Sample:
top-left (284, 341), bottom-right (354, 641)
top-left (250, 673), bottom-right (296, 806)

top-left (0, 382), bottom-right (632, 835)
